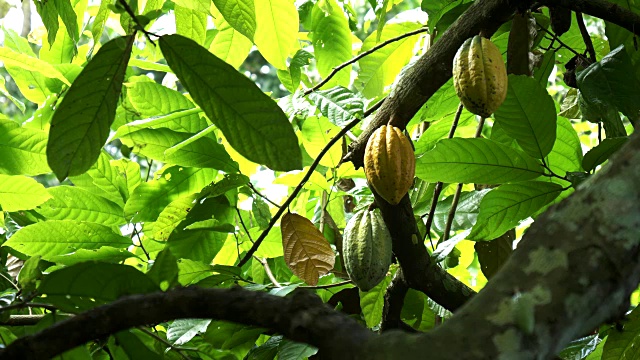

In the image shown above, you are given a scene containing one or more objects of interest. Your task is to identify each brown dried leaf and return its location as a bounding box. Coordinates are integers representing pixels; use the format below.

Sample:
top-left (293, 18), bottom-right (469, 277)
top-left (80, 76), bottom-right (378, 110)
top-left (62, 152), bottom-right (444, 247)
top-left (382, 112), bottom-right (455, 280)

top-left (281, 213), bottom-right (335, 286)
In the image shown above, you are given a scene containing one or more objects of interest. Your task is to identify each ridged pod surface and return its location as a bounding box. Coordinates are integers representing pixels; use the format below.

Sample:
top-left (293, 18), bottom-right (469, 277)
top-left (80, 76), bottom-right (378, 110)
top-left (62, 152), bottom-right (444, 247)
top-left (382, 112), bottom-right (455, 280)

top-left (364, 125), bottom-right (415, 205)
top-left (453, 35), bottom-right (508, 117)
top-left (343, 209), bottom-right (393, 292)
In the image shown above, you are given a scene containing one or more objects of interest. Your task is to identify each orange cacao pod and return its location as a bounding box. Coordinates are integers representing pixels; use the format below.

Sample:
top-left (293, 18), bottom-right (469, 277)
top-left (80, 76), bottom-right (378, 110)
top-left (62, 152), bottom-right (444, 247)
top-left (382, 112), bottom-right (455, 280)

top-left (364, 125), bottom-right (415, 205)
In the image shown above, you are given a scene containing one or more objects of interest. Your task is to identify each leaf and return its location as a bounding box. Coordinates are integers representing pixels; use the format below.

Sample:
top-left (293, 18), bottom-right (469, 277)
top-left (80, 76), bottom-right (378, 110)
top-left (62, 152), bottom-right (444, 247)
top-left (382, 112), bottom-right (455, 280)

top-left (34, 0), bottom-right (59, 47)
top-left (2, 28), bottom-right (49, 104)
top-left (115, 330), bottom-right (163, 360)
top-left (602, 305), bottom-right (640, 359)
top-left (47, 36), bottom-right (134, 180)
top-left (300, 116), bottom-right (343, 168)
top-left (4, 220), bottom-right (131, 260)
top-left (0, 77), bottom-right (25, 113)
top-left (416, 138), bottom-right (544, 184)
top-left (469, 181), bottom-right (563, 241)
top-left (38, 262), bottom-right (159, 311)
top-left (356, 22), bottom-right (423, 99)
top-left (253, 0), bottom-right (298, 69)
top-left (281, 213), bottom-right (335, 286)
top-left (167, 319), bottom-right (211, 345)
top-left (212, 0), bottom-right (257, 41)
top-left (310, 0), bottom-right (352, 87)
top-left (0, 46), bottom-right (70, 86)
top-left (49, 247), bottom-right (136, 266)
top-left (53, 0), bottom-right (79, 44)
top-left (308, 86), bottom-right (364, 126)
top-left (147, 249), bottom-right (179, 290)
top-left (91, 0), bottom-right (111, 42)
top-left (37, 186), bottom-right (125, 226)
top-left (545, 117), bottom-right (584, 174)
top-left (578, 45), bottom-right (640, 124)
top-left (474, 228), bottom-right (515, 280)
top-left (360, 274), bottom-right (392, 328)
top-left (153, 194), bottom-right (198, 240)
top-left (0, 174), bottom-right (52, 212)
top-left (175, 5), bottom-right (208, 45)
top-left (173, 0), bottom-right (210, 13)
top-left (124, 166), bottom-right (217, 222)
top-left (252, 197), bottom-right (271, 230)
top-left (494, 75), bottom-right (557, 159)
top-left (18, 255), bottom-right (42, 293)
top-left (0, 119), bottom-right (50, 176)
top-left (433, 190), bottom-right (491, 233)
top-left (69, 152), bottom-right (132, 206)
top-left (533, 50), bottom-right (555, 86)
top-left (277, 50), bottom-right (314, 92)
top-left (278, 340), bottom-right (318, 360)
top-left (160, 34), bottom-right (302, 171)
top-left (208, 11), bottom-right (253, 68)
top-left (582, 137), bottom-right (628, 172)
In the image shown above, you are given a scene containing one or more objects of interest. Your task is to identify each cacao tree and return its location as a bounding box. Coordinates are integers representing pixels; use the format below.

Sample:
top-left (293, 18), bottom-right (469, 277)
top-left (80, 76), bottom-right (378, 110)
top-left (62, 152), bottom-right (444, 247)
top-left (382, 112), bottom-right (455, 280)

top-left (0, 0), bottom-right (638, 359)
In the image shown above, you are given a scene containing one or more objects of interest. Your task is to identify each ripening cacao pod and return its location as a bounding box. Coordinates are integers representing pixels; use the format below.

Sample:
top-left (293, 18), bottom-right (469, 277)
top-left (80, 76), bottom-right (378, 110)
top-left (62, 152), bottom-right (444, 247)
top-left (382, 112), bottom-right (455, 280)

top-left (343, 209), bottom-right (393, 292)
top-left (453, 35), bottom-right (508, 117)
top-left (550, 6), bottom-right (572, 37)
top-left (364, 125), bottom-right (415, 205)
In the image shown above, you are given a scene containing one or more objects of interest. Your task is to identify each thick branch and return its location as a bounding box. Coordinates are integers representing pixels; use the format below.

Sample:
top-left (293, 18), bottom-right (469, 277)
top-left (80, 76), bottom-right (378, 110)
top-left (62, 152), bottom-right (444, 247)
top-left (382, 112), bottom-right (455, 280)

top-left (539, 0), bottom-right (640, 36)
top-left (344, 0), bottom-right (522, 167)
top-left (0, 288), bottom-right (372, 359)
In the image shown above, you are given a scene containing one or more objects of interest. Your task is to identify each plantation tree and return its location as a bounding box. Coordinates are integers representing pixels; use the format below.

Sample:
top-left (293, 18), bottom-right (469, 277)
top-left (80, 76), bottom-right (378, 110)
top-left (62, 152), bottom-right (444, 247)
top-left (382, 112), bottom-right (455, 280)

top-left (0, 0), bottom-right (638, 358)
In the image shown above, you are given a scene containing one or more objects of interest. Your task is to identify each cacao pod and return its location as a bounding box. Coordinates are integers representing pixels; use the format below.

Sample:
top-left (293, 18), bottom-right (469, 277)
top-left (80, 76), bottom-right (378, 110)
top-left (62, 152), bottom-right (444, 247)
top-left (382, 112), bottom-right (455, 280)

top-left (343, 209), bottom-right (393, 292)
top-left (550, 6), bottom-right (572, 37)
top-left (364, 125), bottom-right (415, 205)
top-left (453, 35), bottom-right (508, 117)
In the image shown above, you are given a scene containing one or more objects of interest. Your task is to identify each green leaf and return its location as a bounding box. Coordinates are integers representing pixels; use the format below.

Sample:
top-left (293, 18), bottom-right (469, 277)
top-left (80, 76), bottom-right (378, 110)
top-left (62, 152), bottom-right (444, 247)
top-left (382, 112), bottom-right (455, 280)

top-left (494, 75), bottom-right (557, 159)
top-left (91, 0), bottom-right (112, 42)
top-left (203, 321), bottom-right (264, 356)
top-left (278, 340), bottom-right (318, 360)
top-left (433, 190), bottom-right (490, 233)
top-left (69, 151), bottom-right (134, 206)
top-left (308, 86), bottom-right (364, 126)
top-left (602, 305), bottom-right (640, 359)
top-left (212, 0), bottom-right (257, 41)
top-left (0, 174), bottom-right (52, 212)
top-left (360, 274), bottom-right (392, 328)
top-left (416, 138), bottom-right (544, 184)
top-left (0, 77), bottom-right (25, 113)
top-left (253, 0), bottom-right (298, 69)
top-left (0, 119), bottom-right (50, 176)
top-left (152, 194), bottom-right (197, 241)
top-left (578, 45), bottom-right (640, 124)
top-left (545, 117), bottom-right (584, 174)
top-left (533, 50), bottom-right (555, 86)
top-left (582, 137), bottom-right (628, 172)
top-left (4, 220), bottom-right (131, 260)
top-left (49, 247), bottom-right (137, 266)
top-left (173, 0), bottom-right (210, 13)
top-left (167, 319), bottom-right (211, 345)
top-left (300, 116), bottom-right (343, 168)
top-left (208, 11), bottom-right (253, 68)
top-left (54, 0), bottom-right (79, 44)
top-left (38, 262), bottom-right (159, 311)
top-left (252, 197), bottom-right (271, 230)
top-left (356, 22), bottom-right (423, 99)
top-left (17, 255), bottom-right (42, 294)
top-left (175, 4), bottom-right (208, 45)
top-left (37, 186), bottom-right (125, 226)
top-left (115, 330), bottom-right (163, 360)
top-left (125, 82), bottom-right (208, 133)
top-left (47, 35), bottom-right (134, 180)
top-left (469, 181), bottom-right (563, 241)
top-left (34, 0), bottom-right (59, 46)
top-left (147, 249), bottom-right (179, 290)
top-left (310, 0), bottom-right (352, 87)
top-left (277, 50), bottom-right (313, 92)
top-left (124, 166), bottom-right (217, 221)
top-left (2, 28), bottom-right (49, 104)
top-left (114, 108), bottom-right (206, 135)
top-left (0, 46), bottom-right (70, 86)
top-left (400, 289), bottom-right (436, 332)
top-left (475, 229), bottom-right (514, 279)
top-left (160, 34), bottom-right (302, 171)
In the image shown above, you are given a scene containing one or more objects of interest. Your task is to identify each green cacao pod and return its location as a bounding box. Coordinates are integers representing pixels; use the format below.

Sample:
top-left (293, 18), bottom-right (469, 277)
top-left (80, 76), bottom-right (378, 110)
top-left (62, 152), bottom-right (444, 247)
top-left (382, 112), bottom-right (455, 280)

top-left (364, 125), bottom-right (415, 205)
top-left (343, 209), bottom-right (393, 292)
top-left (453, 35), bottom-right (508, 117)
top-left (550, 6), bottom-right (571, 37)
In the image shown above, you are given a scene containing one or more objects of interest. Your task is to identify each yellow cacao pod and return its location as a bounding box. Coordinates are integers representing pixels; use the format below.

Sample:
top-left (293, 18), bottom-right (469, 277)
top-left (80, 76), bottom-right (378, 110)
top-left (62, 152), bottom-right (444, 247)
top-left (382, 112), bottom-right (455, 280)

top-left (364, 125), bottom-right (415, 205)
top-left (453, 35), bottom-right (508, 117)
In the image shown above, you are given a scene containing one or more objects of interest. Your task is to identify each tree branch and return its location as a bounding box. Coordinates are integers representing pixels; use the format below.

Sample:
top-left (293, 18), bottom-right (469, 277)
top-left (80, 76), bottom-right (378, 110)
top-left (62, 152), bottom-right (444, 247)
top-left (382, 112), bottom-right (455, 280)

top-left (0, 288), bottom-right (372, 359)
top-left (538, 0), bottom-right (640, 37)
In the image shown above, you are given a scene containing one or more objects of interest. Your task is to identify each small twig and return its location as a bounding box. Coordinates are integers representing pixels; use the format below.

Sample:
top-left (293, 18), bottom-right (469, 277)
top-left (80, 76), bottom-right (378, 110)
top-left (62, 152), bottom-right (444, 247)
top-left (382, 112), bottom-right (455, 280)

top-left (303, 27), bottom-right (428, 96)
top-left (236, 207), bottom-right (253, 243)
top-left (145, 158), bottom-right (153, 182)
top-left (538, 25), bottom-right (588, 61)
top-left (0, 302), bottom-right (58, 313)
top-left (575, 12), bottom-right (597, 61)
top-left (422, 103), bottom-right (465, 244)
top-left (131, 224), bottom-right (151, 261)
top-left (117, 0), bottom-right (157, 45)
top-left (247, 182), bottom-right (281, 208)
top-left (254, 257), bottom-right (282, 288)
top-left (0, 272), bottom-right (18, 291)
top-left (299, 280), bottom-right (352, 289)
top-left (237, 100), bottom-right (385, 267)
top-left (137, 327), bottom-right (190, 360)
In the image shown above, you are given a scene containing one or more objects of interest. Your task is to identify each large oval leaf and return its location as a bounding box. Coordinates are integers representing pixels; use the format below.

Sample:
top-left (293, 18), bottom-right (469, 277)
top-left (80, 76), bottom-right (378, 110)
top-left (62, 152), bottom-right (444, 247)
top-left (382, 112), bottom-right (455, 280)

top-left (309, 0), bottom-right (352, 87)
top-left (281, 213), bottom-right (335, 286)
top-left (0, 174), bottom-right (51, 212)
top-left (416, 138), bottom-right (544, 184)
top-left (494, 75), bottom-right (557, 159)
top-left (159, 34), bottom-right (302, 171)
top-left (37, 186), bottom-right (125, 225)
top-left (253, 0), bottom-right (298, 69)
top-left (469, 181), bottom-right (563, 241)
top-left (47, 35), bottom-right (134, 180)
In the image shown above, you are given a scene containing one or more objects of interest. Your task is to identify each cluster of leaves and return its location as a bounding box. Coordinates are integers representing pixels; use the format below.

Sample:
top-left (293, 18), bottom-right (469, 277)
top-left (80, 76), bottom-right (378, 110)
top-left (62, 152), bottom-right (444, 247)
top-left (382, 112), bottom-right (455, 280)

top-left (0, 0), bottom-right (637, 358)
